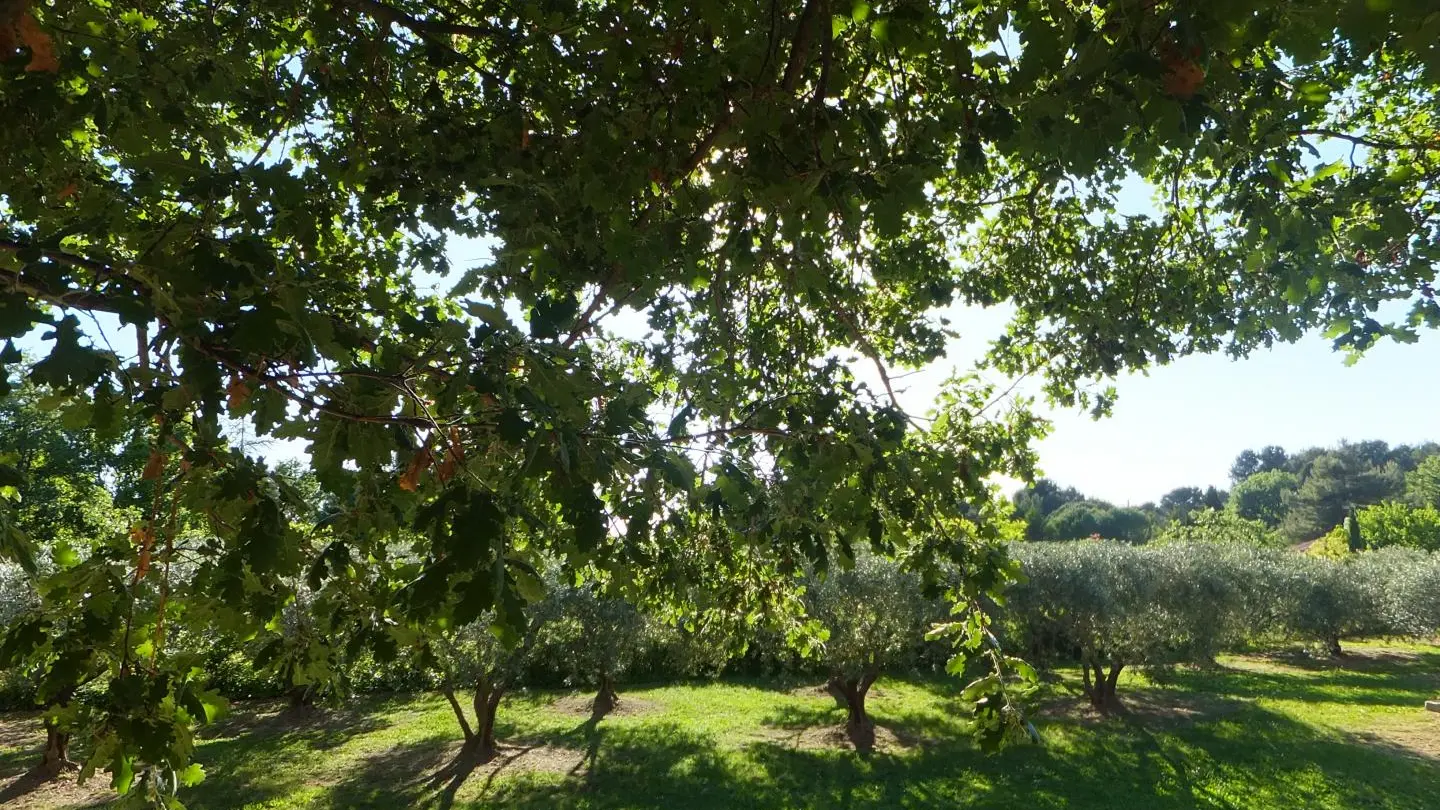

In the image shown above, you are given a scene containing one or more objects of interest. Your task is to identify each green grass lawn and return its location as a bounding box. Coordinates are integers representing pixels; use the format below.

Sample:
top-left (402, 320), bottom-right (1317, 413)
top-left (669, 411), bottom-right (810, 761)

top-left (3, 641), bottom-right (1437, 810)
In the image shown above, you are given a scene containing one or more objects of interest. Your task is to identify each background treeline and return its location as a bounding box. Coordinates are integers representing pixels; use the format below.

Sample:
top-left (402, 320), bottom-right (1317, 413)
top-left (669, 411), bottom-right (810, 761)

top-left (1011, 440), bottom-right (1440, 549)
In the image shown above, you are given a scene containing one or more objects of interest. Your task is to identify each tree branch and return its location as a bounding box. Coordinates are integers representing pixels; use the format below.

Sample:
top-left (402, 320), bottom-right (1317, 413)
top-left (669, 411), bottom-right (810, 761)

top-left (1294, 128), bottom-right (1440, 153)
top-left (341, 0), bottom-right (501, 39)
top-left (781, 0), bottom-right (824, 93)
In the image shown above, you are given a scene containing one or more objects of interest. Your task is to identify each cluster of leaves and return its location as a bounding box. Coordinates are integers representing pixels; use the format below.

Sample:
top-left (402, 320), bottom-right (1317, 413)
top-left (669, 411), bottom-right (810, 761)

top-left (1010, 480), bottom-right (1169, 542)
top-left (1022, 439), bottom-right (1440, 545)
top-left (1308, 500), bottom-right (1440, 557)
top-left (3, 0), bottom-right (1440, 802)
top-left (1226, 440), bottom-right (1439, 541)
top-left (1153, 508), bottom-right (1286, 549)
top-left (1006, 542), bottom-right (1254, 708)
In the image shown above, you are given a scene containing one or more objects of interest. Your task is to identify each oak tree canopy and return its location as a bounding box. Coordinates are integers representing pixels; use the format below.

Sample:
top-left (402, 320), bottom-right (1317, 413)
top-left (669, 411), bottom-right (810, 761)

top-left (1, 0), bottom-right (1438, 801)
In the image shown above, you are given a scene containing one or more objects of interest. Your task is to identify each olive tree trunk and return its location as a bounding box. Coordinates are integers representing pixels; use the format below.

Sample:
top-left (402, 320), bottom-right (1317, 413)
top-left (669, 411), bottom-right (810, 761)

top-left (828, 671), bottom-right (879, 751)
top-left (443, 675), bottom-right (504, 761)
top-left (592, 672), bottom-right (619, 719)
top-left (1325, 633), bottom-right (1344, 658)
top-left (1082, 661), bottom-right (1125, 712)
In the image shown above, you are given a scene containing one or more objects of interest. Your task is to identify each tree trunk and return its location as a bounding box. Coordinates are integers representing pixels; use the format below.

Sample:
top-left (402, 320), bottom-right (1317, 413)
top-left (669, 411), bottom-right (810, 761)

top-left (1083, 661), bottom-right (1124, 712)
top-left (1326, 634), bottom-right (1344, 658)
top-left (592, 672), bottom-right (619, 719)
top-left (287, 683), bottom-right (316, 711)
top-left (469, 676), bottom-right (503, 760)
top-left (30, 721), bottom-right (74, 779)
top-left (443, 684), bottom-right (475, 742)
top-left (829, 671), bottom-right (877, 752)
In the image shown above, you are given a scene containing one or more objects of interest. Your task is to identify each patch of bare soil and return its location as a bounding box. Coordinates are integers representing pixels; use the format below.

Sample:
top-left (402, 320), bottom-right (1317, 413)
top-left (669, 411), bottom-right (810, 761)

top-left (753, 723), bottom-right (917, 754)
top-left (548, 694), bottom-right (657, 719)
top-left (0, 719), bottom-right (109, 810)
top-left (1349, 713), bottom-right (1440, 762)
top-left (492, 743), bottom-right (589, 774)
top-left (1249, 647), bottom-right (1423, 673)
top-left (0, 712), bottom-right (42, 757)
top-left (1034, 689), bottom-right (1242, 728)
top-left (0, 714), bottom-right (118, 807)
top-left (0, 772), bottom-right (113, 810)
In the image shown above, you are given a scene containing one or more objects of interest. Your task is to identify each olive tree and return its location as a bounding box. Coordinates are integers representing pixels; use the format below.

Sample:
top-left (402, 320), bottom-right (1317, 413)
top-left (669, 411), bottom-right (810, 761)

top-left (0, 561), bottom-right (37, 706)
top-left (1267, 555), bottom-right (1380, 657)
top-left (1350, 548), bottom-right (1440, 641)
top-left (426, 616), bottom-right (537, 762)
top-left (1008, 542), bottom-right (1251, 711)
top-left (805, 555), bottom-right (934, 749)
top-left (530, 584), bottom-right (647, 719)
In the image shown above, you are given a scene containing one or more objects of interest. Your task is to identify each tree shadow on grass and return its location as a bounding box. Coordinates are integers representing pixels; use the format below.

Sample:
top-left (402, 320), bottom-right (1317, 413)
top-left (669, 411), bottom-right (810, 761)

top-left (0, 711), bottom-right (44, 782)
top-left (1251, 646), bottom-right (1440, 676)
top-left (158, 687), bottom-right (1440, 810)
top-left (177, 704), bottom-right (392, 809)
top-left (1162, 664), bottom-right (1438, 708)
top-left (478, 698), bottom-right (1440, 810)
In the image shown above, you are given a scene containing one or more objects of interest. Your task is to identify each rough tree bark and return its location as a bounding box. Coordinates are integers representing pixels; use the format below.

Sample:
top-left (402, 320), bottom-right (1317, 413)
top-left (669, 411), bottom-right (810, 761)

top-left (828, 670), bottom-right (878, 752)
top-left (442, 675), bottom-right (504, 762)
top-left (592, 672), bottom-right (619, 719)
top-left (470, 676), bottom-right (503, 758)
top-left (1326, 634), bottom-right (1344, 658)
top-left (1082, 660), bottom-right (1125, 712)
top-left (287, 683), bottom-right (317, 711)
top-left (30, 717), bottom-right (74, 779)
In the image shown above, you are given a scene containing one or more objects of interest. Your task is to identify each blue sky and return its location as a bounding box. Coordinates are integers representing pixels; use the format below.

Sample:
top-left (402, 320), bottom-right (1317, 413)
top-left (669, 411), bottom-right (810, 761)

top-left (1012, 331), bottom-right (1438, 505)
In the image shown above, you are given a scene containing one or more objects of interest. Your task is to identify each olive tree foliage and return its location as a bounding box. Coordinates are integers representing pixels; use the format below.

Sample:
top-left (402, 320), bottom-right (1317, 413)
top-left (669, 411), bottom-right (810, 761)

top-left (4, 0), bottom-right (1440, 801)
top-left (0, 561), bottom-right (37, 704)
top-left (1356, 548), bottom-right (1440, 639)
top-left (804, 555), bottom-right (935, 749)
top-left (1007, 542), bottom-right (1252, 711)
top-left (1264, 554), bottom-right (1381, 656)
top-left (426, 614), bottom-right (536, 761)
top-left (530, 583), bottom-right (647, 718)
top-left (1279, 548), bottom-right (1440, 649)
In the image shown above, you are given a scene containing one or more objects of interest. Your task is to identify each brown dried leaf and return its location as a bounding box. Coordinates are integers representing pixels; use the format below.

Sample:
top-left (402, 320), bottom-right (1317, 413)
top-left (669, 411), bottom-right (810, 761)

top-left (227, 376), bottom-right (252, 410)
top-left (1162, 58), bottom-right (1205, 100)
top-left (142, 449), bottom-right (166, 481)
top-left (135, 543), bottom-right (152, 580)
top-left (399, 448), bottom-right (432, 492)
top-left (19, 13), bottom-right (57, 73)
